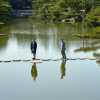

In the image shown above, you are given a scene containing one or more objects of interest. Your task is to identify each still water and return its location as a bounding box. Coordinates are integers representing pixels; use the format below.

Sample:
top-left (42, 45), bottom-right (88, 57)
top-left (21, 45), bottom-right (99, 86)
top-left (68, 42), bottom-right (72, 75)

top-left (0, 18), bottom-right (100, 100)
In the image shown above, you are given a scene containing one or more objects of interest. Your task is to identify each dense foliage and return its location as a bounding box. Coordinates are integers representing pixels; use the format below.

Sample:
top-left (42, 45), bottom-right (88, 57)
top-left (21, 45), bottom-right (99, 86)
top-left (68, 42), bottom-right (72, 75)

top-left (85, 7), bottom-right (100, 26)
top-left (0, 0), bottom-right (100, 24)
top-left (0, 0), bottom-right (11, 25)
top-left (32, 0), bottom-right (100, 22)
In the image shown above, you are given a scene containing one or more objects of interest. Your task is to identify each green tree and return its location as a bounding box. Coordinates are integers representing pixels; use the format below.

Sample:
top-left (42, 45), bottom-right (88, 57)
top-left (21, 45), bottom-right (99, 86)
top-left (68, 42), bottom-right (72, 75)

top-left (0, 0), bottom-right (11, 25)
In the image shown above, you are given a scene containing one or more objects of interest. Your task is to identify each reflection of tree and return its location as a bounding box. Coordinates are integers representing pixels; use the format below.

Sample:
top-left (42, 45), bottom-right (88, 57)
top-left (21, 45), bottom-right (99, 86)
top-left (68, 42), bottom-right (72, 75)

top-left (74, 39), bottom-right (100, 52)
top-left (74, 39), bottom-right (100, 64)
top-left (60, 60), bottom-right (66, 79)
top-left (0, 26), bottom-right (10, 51)
top-left (31, 62), bottom-right (38, 80)
top-left (74, 46), bottom-right (99, 52)
top-left (0, 36), bottom-right (9, 51)
top-left (93, 53), bottom-right (100, 64)
top-left (15, 34), bottom-right (36, 45)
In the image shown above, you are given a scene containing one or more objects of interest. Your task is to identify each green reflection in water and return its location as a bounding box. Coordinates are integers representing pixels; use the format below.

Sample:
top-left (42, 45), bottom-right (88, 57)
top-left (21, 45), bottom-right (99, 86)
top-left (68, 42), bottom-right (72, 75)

top-left (60, 60), bottom-right (66, 79)
top-left (0, 36), bottom-right (9, 51)
top-left (31, 62), bottom-right (38, 80)
top-left (0, 23), bottom-right (10, 51)
top-left (0, 18), bottom-right (100, 100)
top-left (0, 18), bottom-right (100, 63)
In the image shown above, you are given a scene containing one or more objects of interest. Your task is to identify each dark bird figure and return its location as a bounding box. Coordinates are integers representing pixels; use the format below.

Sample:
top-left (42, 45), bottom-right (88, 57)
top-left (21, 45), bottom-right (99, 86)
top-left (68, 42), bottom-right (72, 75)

top-left (31, 40), bottom-right (37, 59)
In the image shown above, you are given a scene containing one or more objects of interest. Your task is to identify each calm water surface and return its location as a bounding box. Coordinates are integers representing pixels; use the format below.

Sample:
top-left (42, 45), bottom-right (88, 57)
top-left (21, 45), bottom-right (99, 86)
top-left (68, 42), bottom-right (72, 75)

top-left (0, 18), bottom-right (100, 100)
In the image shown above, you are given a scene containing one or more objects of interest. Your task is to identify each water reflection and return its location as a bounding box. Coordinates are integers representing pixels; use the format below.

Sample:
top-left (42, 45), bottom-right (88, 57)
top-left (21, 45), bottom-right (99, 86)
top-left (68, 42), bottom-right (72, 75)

top-left (74, 38), bottom-right (100, 52)
top-left (60, 60), bottom-right (66, 79)
top-left (74, 46), bottom-right (99, 52)
top-left (0, 26), bottom-right (10, 52)
top-left (93, 53), bottom-right (100, 64)
top-left (74, 38), bottom-right (100, 64)
top-left (0, 37), bottom-right (9, 51)
top-left (0, 19), bottom-right (100, 63)
top-left (0, 19), bottom-right (100, 100)
top-left (31, 62), bottom-right (38, 80)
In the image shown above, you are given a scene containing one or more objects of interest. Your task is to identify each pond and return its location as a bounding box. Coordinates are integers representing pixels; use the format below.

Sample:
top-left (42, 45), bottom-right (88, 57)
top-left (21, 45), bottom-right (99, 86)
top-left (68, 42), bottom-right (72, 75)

top-left (0, 18), bottom-right (100, 100)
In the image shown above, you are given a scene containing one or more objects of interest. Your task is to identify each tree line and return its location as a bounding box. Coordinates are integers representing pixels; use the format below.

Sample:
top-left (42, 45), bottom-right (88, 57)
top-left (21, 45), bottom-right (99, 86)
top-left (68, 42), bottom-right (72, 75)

top-left (32, 0), bottom-right (100, 24)
top-left (0, 0), bottom-right (100, 25)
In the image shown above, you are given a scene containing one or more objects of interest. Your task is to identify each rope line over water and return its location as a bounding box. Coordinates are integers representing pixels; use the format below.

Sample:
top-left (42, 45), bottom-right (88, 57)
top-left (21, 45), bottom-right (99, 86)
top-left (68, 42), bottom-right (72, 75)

top-left (0, 57), bottom-right (99, 63)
